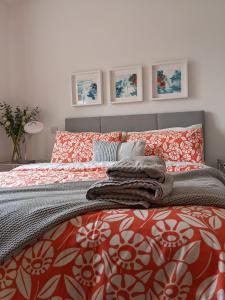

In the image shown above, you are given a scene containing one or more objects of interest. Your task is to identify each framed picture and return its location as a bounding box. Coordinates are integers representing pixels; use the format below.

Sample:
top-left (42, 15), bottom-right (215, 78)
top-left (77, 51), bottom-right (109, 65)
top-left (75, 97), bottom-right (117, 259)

top-left (110, 65), bottom-right (143, 104)
top-left (151, 60), bottom-right (188, 100)
top-left (72, 70), bottom-right (102, 106)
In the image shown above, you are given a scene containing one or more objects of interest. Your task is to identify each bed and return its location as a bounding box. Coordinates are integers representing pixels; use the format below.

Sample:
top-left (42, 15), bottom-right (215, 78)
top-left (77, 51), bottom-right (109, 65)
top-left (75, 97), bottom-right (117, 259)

top-left (1, 110), bottom-right (225, 300)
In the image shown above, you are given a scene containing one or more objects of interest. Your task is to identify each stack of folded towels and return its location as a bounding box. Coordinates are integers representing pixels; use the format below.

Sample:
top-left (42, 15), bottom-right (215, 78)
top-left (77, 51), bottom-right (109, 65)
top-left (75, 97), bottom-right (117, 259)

top-left (86, 156), bottom-right (174, 208)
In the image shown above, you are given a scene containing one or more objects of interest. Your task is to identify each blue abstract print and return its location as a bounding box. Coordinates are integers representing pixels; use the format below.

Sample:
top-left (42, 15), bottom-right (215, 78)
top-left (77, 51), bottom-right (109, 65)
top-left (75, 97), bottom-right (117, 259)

top-left (77, 80), bottom-right (97, 103)
top-left (115, 73), bottom-right (137, 98)
top-left (157, 69), bottom-right (182, 94)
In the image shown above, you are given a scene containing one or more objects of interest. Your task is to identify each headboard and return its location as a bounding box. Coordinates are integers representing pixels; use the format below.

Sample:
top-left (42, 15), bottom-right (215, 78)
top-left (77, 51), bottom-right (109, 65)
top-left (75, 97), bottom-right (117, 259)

top-left (65, 110), bottom-right (204, 134)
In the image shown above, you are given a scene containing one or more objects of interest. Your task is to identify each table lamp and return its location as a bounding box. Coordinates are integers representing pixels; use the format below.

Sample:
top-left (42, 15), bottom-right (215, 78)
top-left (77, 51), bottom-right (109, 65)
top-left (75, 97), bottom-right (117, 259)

top-left (21, 121), bottom-right (44, 163)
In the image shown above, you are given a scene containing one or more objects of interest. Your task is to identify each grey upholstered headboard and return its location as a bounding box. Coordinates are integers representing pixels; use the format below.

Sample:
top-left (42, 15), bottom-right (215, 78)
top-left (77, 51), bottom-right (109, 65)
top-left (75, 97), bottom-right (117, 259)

top-left (65, 110), bottom-right (204, 134)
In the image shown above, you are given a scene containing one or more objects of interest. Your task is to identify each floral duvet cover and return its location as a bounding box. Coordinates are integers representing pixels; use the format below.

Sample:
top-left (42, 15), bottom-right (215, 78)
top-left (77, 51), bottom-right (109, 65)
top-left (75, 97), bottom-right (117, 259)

top-left (0, 162), bottom-right (225, 300)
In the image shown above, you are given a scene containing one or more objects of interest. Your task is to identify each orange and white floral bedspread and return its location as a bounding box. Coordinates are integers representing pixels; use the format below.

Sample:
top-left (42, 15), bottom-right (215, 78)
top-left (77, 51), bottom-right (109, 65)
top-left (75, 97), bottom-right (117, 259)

top-left (1, 162), bottom-right (225, 300)
top-left (0, 161), bottom-right (203, 188)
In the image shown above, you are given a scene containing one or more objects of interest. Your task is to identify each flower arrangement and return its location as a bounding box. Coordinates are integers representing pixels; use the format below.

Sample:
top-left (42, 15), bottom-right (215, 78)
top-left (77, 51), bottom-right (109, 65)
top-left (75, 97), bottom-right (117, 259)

top-left (0, 102), bottom-right (40, 162)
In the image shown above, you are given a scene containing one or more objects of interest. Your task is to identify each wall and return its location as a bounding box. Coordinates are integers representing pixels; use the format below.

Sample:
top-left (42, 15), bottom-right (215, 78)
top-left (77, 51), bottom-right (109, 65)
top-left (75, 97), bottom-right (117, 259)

top-left (7, 0), bottom-right (225, 165)
top-left (0, 1), bottom-right (11, 160)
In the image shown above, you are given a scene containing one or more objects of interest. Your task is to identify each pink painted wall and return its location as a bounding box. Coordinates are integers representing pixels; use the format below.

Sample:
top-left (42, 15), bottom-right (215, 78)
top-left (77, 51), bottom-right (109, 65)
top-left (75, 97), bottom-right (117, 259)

top-left (0, 1), bottom-right (11, 160)
top-left (2, 0), bottom-right (225, 165)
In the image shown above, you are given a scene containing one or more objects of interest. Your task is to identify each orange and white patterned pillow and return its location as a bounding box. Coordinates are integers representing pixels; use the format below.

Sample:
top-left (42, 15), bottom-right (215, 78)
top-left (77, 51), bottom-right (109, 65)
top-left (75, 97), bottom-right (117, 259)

top-left (126, 125), bottom-right (204, 163)
top-left (51, 131), bottom-right (122, 163)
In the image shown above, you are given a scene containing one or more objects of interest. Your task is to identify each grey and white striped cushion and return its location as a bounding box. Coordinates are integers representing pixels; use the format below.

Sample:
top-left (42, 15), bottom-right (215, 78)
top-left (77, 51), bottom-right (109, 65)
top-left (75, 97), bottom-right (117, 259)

top-left (93, 140), bottom-right (146, 162)
top-left (93, 140), bottom-right (120, 161)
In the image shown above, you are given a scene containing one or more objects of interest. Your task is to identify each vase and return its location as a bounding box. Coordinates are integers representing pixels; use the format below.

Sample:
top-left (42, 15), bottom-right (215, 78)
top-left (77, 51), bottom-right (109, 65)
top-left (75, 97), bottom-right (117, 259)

top-left (11, 140), bottom-right (22, 162)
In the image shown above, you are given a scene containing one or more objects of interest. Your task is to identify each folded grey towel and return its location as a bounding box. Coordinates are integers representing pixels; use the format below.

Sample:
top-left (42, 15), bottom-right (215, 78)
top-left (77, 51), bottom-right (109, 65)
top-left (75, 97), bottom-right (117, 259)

top-left (86, 175), bottom-right (174, 208)
top-left (107, 156), bottom-right (167, 183)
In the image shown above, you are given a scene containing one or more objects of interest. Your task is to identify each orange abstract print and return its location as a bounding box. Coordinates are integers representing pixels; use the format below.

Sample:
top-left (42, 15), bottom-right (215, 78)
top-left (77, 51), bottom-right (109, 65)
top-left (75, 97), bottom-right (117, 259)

top-left (51, 131), bottom-right (122, 163)
top-left (126, 127), bottom-right (204, 163)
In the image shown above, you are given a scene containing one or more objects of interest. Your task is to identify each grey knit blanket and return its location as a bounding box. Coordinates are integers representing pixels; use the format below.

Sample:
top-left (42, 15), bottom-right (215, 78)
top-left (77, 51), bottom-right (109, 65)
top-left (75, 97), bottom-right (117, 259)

top-left (0, 181), bottom-right (119, 264)
top-left (161, 167), bottom-right (225, 207)
top-left (107, 156), bottom-right (167, 182)
top-left (1, 166), bottom-right (225, 263)
top-left (86, 175), bottom-right (174, 208)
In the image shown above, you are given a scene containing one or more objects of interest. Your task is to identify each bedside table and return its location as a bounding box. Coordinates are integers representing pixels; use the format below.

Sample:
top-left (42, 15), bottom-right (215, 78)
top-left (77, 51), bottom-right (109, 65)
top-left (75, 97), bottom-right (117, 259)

top-left (0, 162), bottom-right (21, 172)
top-left (0, 161), bottom-right (48, 172)
top-left (217, 159), bottom-right (225, 173)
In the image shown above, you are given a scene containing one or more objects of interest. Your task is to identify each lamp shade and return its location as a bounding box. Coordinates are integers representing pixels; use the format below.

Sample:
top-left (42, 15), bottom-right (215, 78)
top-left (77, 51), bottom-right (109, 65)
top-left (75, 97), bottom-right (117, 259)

top-left (24, 121), bottom-right (44, 134)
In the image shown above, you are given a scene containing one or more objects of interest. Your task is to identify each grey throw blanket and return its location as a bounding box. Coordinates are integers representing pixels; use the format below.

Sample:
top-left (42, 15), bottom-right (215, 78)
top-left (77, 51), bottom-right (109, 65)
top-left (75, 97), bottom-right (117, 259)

top-left (161, 167), bottom-right (225, 207)
top-left (1, 166), bottom-right (225, 263)
top-left (86, 175), bottom-right (174, 207)
top-left (0, 181), bottom-right (120, 264)
top-left (107, 156), bottom-right (167, 182)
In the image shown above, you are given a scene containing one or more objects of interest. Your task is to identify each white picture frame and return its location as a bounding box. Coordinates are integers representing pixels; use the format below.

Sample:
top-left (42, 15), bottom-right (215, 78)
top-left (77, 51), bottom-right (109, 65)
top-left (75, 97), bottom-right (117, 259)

top-left (109, 65), bottom-right (143, 104)
top-left (71, 70), bottom-right (102, 106)
top-left (151, 60), bottom-right (188, 100)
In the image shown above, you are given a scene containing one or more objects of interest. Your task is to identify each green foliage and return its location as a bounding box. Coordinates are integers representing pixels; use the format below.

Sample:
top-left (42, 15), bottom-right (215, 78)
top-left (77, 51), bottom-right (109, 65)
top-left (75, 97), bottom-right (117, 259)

top-left (0, 102), bottom-right (40, 143)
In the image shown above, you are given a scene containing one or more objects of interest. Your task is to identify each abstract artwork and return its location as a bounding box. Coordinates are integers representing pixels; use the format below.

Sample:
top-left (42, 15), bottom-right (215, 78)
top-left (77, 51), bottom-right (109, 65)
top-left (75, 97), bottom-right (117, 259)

top-left (72, 70), bottom-right (102, 106)
top-left (152, 61), bottom-right (188, 100)
top-left (110, 65), bottom-right (143, 104)
top-left (116, 73), bottom-right (137, 98)
top-left (77, 80), bottom-right (97, 102)
top-left (157, 69), bottom-right (181, 94)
